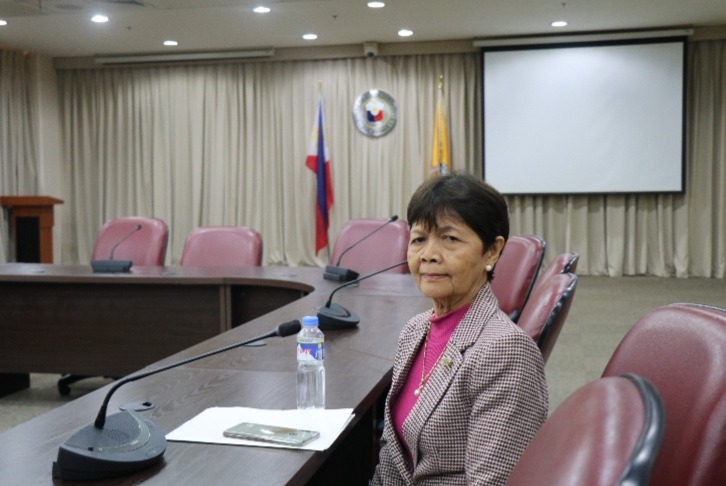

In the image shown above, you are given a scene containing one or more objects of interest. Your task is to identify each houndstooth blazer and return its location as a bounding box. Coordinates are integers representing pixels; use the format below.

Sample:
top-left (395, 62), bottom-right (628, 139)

top-left (371, 283), bottom-right (548, 485)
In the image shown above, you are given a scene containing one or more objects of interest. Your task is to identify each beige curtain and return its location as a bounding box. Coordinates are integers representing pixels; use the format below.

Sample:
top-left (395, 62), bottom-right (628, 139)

top-left (0, 50), bottom-right (39, 262)
top-left (57, 54), bottom-right (480, 266)
top-left (53, 42), bottom-right (725, 276)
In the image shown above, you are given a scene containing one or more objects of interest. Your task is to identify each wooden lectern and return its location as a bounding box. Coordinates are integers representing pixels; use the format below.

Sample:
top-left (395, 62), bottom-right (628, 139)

top-left (1, 195), bottom-right (64, 263)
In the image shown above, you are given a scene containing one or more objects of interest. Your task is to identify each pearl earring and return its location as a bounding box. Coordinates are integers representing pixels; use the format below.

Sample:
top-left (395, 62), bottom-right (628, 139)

top-left (485, 264), bottom-right (493, 272)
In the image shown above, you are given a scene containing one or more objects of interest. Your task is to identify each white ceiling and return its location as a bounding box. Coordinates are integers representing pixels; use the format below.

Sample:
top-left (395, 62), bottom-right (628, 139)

top-left (0, 0), bottom-right (725, 58)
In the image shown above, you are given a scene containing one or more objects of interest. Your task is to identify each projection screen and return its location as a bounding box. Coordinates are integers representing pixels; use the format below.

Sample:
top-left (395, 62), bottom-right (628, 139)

top-left (482, 38), bottom-right (686, 195)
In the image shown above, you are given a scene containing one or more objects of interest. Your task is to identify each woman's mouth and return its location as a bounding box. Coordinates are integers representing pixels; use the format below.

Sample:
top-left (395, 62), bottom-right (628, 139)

top-left (421, 272), bottom-right (447, 280)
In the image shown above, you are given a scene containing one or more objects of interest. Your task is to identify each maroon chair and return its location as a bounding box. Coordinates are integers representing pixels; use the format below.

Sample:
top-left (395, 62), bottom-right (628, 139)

top-left (507, 374), bottom-right (665, 486)
top-left (531, 251), bottom-right (579, 296)
top-left (91, 216), bottom-right (168, 266)
top-left (490, 234), bottom-right (546, 322)
top-left (602, 303), bottom-right (726, 486)
top-left (329, 218), bottom-right (409, 275)
top-left (516, 272), bottom-right (577, 363)
top-left (180, 226), bottom-right (262, 267)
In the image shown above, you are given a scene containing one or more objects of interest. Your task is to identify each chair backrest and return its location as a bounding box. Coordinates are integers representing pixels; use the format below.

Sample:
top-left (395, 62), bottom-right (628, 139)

top-left (516, 272), bottom-right (577, 363)
top-left (180, 226), bottom-right (262, 267)
top-left (329, 218), bottom-right (410, 274)
top-left (601, 303), bottom-right (726, 486)
top-left (91, 216), bottom-right (168, 266)
top-left (490, 234), bottom-right (546, 322)
top-left (531, 251), bottom-right (579, 296)
top-left (507, 374), bottom-right (665, 486)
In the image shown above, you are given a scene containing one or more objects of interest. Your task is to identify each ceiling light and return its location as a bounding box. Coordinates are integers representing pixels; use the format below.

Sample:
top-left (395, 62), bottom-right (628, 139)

top-left (303, 33), bottom-right (318, 40)
top-left (398, 29), bottom-right (413, 37)
top-left (91, 14), bottom-right (108, 23)
top-left (253, 6), bottom-right (270, 14)
top-left (163, 40), bottom-right (179, 47)
top-left (551, 20), bottom-right (568, 28)
top-left (0, 19), bottom-right (7, 26)
top-left (368, 1), bottom-right (385, 8)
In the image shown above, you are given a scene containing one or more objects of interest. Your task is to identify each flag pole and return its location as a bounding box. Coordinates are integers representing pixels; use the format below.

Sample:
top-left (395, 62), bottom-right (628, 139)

top-left (429, 74), bottom-right (450, 177)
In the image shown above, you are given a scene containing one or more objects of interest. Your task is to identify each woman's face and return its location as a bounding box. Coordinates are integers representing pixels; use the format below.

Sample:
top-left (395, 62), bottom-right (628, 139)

top-left (408, 214), bottom-right (503, 315)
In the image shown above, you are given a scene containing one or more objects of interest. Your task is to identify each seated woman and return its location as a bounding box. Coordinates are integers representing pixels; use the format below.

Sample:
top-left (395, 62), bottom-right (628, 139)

top-left (371, 172), bottom-right (548, 485)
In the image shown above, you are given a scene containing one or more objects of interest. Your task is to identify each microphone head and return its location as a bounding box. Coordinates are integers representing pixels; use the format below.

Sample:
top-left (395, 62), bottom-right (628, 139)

top-left (276, 320), bottom-right (302, 337)
top-left (391, 215), bottom-right (399, 221)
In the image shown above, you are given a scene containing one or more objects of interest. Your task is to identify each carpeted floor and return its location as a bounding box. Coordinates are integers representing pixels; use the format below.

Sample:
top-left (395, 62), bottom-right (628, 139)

top-left (1, 275), bottom-right (725, 434)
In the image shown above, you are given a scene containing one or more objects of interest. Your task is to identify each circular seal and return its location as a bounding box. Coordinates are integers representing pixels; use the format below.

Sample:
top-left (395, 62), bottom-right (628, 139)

top-left (352, 89), bottom-right (397, 137)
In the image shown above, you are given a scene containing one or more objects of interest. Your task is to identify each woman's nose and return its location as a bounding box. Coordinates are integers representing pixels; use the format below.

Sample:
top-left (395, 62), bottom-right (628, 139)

top-left (421, 240), bottom-right (440, 262)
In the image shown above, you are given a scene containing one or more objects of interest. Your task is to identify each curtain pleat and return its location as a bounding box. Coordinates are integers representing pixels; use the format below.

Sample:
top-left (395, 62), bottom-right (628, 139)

top-left (0, 50), bottom-right (39, 262)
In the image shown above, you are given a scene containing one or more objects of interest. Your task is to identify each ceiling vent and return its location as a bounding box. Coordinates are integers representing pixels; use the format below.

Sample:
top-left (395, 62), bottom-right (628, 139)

top-left (94, 48), bottom-right (275, 65)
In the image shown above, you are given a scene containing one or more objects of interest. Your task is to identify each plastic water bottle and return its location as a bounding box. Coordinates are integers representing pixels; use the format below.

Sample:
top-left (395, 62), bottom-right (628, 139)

top-left (296, 315), bottom-right (325, 409)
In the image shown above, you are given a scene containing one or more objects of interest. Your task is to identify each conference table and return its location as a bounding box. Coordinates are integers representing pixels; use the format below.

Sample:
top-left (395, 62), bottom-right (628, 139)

top-left (0, 263), bottom-right (431, 484)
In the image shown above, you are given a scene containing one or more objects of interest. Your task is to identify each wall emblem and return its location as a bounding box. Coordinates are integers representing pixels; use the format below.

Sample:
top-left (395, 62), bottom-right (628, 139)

top-left (352, 90), bottom-right (397, 137)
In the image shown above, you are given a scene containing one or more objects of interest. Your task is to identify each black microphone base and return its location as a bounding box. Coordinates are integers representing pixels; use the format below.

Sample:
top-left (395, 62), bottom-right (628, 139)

top-left (323, 265), bottom-right (359, 282)
top-left (317, 302), bottom-right (361, 330)
top-left (52, 411), bottom-right (166, 481)
top-left (91, 259), bottom-right (133, 273)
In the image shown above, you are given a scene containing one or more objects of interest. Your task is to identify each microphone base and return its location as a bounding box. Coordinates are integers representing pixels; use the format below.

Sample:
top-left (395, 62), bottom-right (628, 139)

top-left (323, 265), bottom-right (359, 282)
top-left (52, 411), bottom-right (166, 481)
top-left (92, 259), bottom-right (133, 273)
top-left (317, 302), bottom-right (360, 330)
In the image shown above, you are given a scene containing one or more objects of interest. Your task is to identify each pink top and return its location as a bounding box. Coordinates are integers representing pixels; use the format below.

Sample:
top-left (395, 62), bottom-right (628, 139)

top-left (391, 304), bottom-right (471, 458)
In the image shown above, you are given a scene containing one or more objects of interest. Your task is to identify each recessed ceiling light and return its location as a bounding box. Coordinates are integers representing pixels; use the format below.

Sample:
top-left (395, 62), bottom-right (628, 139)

top-left (303, 33), bottom-right (318, 40)
top-left (163, 40), bottom-right (179, 46)
top-left (368, 1), bottom-right (385, 8)
top-left (253, 6), bottom-right (270, 14)
top-left (0, 19), bottom-right (7, 26)
top-left (398, 29), bottom-right (413, 37)
top-left (551, 20), bottom-right (568, 28)
top-left (91, 14), bottom-right (108, 23)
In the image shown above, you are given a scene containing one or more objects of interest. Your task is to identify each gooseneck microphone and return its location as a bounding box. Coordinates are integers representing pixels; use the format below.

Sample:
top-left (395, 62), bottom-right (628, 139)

top-left (52, 320), bottom-right (302, 481)
top-left (91, 224), bottom-right (143, 273)
top-left (324, 215), bottom-right (399, 282)
top-left (318, 260), bottom-right (407, 330)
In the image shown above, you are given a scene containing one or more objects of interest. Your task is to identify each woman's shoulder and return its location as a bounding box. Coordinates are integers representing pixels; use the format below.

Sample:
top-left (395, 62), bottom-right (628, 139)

top-left (468, 314), bottom-right (544, 371)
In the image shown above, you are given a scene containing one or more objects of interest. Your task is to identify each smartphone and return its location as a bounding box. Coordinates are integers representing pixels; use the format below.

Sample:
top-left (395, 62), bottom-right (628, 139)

top-left (222, 421), bottom-right (320, 447)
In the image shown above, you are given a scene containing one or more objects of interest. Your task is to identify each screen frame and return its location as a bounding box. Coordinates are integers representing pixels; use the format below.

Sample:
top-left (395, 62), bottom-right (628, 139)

top-left (481, 36), bottom-right (687, 196)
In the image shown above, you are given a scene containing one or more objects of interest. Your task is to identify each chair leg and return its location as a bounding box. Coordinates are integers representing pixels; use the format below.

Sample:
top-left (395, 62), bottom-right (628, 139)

top-left (57, 374), bottom-right (92, 396)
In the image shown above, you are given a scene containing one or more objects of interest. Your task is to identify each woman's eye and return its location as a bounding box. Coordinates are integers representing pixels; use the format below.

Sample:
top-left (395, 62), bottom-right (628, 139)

top-left (410, 237), bottom-right (425, 244)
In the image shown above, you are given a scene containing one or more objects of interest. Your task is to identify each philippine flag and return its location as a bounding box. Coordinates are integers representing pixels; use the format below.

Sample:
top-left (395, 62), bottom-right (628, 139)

top-left (305, 95), bottom-right (334, 255)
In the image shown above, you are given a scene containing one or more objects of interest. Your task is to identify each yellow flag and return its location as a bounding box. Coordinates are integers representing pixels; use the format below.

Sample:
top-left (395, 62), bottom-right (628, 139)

top-left (429, 75), bottom-right (450, 176)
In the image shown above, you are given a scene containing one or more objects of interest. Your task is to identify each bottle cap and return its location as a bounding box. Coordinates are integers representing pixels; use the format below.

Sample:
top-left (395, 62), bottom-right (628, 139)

top-left (301, 315), bottom-right (318, 327)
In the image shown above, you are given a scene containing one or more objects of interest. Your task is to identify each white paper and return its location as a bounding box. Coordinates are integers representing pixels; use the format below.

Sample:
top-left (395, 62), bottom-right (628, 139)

top-left (166, 407), bottom-right (354, 451)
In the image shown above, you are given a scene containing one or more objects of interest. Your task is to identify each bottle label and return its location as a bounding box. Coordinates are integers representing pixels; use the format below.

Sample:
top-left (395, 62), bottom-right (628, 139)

top-left (297, 342), bottom-right (324, 362)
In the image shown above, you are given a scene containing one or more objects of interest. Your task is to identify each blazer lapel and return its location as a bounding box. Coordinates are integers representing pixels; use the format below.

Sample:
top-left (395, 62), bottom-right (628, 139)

top-left (386, 311), bottom-right (430, 481)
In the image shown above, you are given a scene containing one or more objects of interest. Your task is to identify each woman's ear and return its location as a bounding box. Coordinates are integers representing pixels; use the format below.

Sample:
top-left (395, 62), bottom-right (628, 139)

top-left (485, 236), bottom-right (506, 267)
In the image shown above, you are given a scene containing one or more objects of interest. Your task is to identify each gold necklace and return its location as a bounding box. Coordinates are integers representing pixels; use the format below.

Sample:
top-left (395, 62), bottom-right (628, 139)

top-left (414, 320), bottom-right (443, 397)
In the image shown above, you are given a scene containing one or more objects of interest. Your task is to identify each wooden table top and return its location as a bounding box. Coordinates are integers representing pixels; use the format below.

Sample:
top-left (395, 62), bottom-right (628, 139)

top-left (0, 263), bottom-right (431, 485)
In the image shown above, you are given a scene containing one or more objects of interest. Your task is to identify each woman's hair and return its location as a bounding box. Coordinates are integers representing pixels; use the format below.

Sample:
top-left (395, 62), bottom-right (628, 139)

top-left (406, 172), bottom-right (509, 279)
